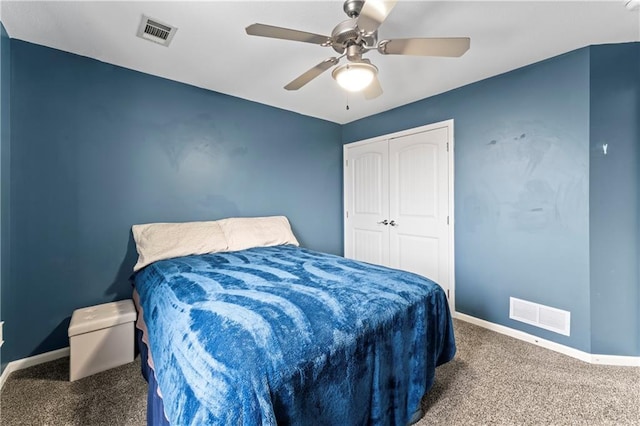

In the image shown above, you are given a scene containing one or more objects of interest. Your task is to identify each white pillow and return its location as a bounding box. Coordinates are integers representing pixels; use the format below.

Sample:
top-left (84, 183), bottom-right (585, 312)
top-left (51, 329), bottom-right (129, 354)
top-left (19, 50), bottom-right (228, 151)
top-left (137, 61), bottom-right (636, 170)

top-left (132, 221), bottom-right (228, 271)
top-left (217, 216), bottom-right (299, 252)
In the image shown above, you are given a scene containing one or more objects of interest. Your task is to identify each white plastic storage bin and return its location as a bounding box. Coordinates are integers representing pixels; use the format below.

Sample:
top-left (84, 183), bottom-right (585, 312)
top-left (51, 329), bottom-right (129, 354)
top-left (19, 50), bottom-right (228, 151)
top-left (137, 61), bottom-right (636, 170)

top-left (68, 299), bottom-right (137, 381)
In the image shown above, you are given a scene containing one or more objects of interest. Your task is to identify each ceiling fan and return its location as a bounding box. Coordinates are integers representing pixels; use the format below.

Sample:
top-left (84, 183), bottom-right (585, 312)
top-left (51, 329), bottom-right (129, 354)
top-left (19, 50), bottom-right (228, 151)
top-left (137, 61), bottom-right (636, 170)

top-left (245, 0), bottom-right (470, 99)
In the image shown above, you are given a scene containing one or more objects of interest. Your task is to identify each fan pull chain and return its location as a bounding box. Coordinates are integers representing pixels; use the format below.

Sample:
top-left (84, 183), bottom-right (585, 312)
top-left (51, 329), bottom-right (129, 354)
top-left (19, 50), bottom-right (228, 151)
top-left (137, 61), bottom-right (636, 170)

top-left (346, 92), bottom-right (350, 111)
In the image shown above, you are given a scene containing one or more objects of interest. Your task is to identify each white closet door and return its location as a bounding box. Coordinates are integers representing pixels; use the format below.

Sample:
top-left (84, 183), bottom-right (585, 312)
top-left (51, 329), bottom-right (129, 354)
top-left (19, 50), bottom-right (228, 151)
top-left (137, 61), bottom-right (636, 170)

top-left (388, 127), bottom-right (449, 293)
top-left (344, 140), bottom-right (390, 266)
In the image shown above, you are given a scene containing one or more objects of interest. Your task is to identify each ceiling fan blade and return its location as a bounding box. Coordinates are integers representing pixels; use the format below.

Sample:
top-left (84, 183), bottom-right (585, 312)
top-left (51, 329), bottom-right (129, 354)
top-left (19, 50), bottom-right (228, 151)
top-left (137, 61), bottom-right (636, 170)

top-left (246, 23), bottom-right (331, 45)
top-left (380, 37), bottom-right (471, 57)
top-left (364, 75), bottom-right (383, 100)
top-left (284, 58), bottom-right (339, 91)
top-left (357, 0), bottom-right (398, 34)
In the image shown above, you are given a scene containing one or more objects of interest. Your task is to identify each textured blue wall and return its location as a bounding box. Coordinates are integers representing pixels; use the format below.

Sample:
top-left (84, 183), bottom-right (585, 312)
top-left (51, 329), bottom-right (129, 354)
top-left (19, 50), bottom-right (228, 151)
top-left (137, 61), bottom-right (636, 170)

top-left (343, 49), bottom-right (593, 353)
top-left (589, 43), bottom-right (639, 356)
top-left (0, 22), bottom-right (11, 373)
top-left (4, 40), bottom-right (342, 363)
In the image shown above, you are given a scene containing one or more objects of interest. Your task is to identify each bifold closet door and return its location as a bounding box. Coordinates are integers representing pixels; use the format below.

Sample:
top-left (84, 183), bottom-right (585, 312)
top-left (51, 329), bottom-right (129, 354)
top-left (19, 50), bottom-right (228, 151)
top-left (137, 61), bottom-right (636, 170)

top-left (344, 124), bottom-right (450, 296)
top-left (344, 139), bottom-right (390, 266)
top-left (388, 127), bottom-right (449, 291)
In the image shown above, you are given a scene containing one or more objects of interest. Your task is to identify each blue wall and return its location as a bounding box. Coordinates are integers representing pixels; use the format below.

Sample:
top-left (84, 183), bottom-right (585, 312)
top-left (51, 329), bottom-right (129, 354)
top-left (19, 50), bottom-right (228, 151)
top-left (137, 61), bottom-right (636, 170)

top-left (343, 43), bottom-right (640, 356)
top-left (344, 49), bottom-right (593, 352)
top-left (0, 22), bottom-right (11, 373)
top-left (3, 40), bottom-right (342, 363)
top-left (589, 43), bottom-right (640, 356)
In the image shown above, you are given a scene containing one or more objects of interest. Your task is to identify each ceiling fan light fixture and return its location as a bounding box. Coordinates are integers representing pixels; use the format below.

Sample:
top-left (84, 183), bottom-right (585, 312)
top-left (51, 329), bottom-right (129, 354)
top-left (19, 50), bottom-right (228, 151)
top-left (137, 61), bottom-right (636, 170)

top-left (332, 62), bottom-right (378, 92)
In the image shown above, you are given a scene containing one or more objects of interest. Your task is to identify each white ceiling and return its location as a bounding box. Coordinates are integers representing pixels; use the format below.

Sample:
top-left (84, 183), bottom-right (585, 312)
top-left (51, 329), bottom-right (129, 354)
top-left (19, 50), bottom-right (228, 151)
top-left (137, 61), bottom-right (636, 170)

top-left (1, 1), bottom-right (639, 124)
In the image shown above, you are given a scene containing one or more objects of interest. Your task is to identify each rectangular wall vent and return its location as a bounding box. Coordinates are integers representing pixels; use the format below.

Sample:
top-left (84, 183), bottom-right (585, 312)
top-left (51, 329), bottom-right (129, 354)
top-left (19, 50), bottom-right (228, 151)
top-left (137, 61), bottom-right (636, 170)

top-left (510, 297), bottom-right (570, 336)
top-left (136, 15), bottom-right (177, 47)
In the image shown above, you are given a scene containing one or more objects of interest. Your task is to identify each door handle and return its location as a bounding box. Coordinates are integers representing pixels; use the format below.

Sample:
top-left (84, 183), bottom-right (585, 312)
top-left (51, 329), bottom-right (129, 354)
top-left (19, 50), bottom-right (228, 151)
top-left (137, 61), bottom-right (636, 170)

top-left (377, 220), bottom-right (389, 225)
top-left (389, 220), bottom-right (398, 227)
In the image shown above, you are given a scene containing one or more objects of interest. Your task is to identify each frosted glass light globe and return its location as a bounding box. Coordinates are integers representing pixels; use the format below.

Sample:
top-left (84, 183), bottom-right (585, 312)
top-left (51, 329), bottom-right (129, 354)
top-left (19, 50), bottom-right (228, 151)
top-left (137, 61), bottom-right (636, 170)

top-left (332, 63), bottom-right (377, 92)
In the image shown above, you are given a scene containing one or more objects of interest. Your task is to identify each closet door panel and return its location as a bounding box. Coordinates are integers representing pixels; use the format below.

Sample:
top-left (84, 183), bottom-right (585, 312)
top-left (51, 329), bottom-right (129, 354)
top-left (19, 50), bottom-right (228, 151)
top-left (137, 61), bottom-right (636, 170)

top-left (389, 127), bottom-right (449, 287)
top-left (397, 236), bottom-right (440, 281)
top-left (352, 229), bottom-right (386, 266)
top-left (344, 140), bottom-right (390, 266)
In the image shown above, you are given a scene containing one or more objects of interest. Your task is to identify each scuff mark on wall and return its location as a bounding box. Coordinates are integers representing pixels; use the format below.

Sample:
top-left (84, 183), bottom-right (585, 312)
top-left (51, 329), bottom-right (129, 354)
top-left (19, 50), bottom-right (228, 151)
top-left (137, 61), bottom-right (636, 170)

top-left (462, 120), bottom-right (587, 235)
top-left (510, 179), bottom-right (558, 231)
top-left (153, 113), bottom-right (247, 170)
top-left (462, 185), bottom-right (501, 232)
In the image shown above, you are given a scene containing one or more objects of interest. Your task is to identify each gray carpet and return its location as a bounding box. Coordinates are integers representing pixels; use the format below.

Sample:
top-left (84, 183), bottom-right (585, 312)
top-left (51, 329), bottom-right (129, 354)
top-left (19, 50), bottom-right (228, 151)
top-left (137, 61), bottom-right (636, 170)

top-left (1, 319), bottom-right (638, 425)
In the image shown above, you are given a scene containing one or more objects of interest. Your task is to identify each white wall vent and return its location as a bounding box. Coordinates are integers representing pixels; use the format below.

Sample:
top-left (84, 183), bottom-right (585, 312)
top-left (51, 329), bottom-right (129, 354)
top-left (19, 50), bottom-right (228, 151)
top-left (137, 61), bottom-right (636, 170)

top-left (136, 15), bottom-right (177, 47)
top-left (510, 297), bottom-right (570, 336)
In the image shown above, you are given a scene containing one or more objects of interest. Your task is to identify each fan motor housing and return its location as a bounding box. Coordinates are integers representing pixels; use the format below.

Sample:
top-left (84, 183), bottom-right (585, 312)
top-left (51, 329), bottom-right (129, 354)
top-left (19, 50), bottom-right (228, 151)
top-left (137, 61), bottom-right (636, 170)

top-left (331, 18), bottom-right (377, 54)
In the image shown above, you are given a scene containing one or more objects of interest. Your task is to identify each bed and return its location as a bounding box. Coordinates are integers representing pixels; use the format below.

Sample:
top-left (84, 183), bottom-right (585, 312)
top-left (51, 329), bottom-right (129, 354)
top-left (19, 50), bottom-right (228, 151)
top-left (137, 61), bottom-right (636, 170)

top-left (131, 217), bottom-right (455, 425)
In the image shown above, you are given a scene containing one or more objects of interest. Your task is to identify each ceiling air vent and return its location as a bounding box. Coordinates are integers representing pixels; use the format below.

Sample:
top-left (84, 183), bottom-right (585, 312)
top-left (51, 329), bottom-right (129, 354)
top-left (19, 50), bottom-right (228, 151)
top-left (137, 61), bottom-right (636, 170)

top-left (136, 15), bottom-right (177, 47)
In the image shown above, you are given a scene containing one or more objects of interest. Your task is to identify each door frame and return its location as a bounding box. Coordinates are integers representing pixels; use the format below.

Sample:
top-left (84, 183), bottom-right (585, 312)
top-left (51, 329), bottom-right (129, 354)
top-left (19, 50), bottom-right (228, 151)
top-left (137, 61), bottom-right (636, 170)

top-left (343, 119), bottom-right (456, 311)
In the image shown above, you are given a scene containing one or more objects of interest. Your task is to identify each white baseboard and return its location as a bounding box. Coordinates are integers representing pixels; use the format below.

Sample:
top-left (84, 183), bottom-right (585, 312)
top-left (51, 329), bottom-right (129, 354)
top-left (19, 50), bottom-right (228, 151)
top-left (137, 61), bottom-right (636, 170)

top-left (453, 312), bottom-right (640, 367)
top-left (589, 353), bottom-right (640, 366)
top-left (0, 346), bottom-right (70, 391)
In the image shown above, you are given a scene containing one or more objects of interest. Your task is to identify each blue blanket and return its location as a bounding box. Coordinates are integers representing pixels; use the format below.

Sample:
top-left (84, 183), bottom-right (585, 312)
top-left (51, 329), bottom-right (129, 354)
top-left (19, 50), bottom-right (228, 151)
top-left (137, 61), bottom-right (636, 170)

top-left (134, 245), bottom-right (455, 425)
